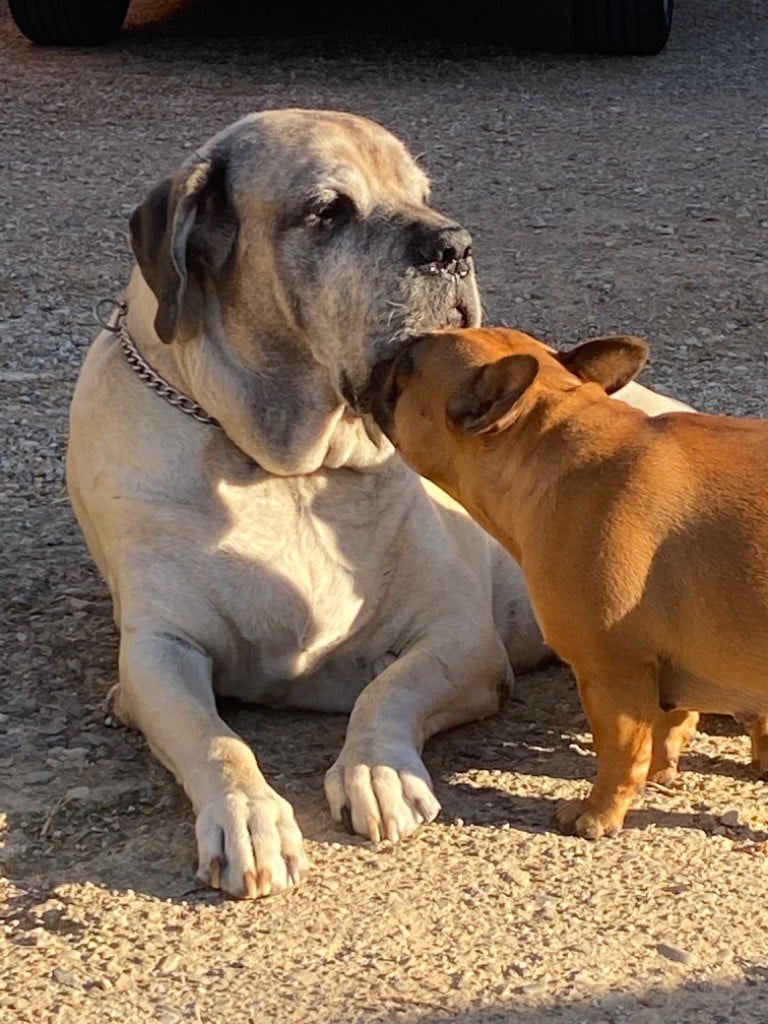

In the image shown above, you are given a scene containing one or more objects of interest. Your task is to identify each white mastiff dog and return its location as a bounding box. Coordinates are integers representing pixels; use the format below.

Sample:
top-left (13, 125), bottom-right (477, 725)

top-left (67, 109), bottom-right (688, 898)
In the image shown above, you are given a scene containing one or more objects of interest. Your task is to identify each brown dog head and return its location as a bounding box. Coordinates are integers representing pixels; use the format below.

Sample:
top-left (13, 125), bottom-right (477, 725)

top-left (369, 326), bottom-right (648, 496)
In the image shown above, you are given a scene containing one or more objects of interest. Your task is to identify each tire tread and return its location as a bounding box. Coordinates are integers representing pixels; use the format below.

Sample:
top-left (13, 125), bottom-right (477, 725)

top-left (573, 0), bottom-right (673, 56)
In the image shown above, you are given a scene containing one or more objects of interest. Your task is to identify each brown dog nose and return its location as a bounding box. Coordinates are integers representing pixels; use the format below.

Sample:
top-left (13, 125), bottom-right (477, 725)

top-left (410, 223), bottom-right (473, 276)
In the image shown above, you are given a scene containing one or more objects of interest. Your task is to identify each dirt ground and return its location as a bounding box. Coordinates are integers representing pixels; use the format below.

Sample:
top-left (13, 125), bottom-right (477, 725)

top-left (2, 1), bottom-right (768, 1021)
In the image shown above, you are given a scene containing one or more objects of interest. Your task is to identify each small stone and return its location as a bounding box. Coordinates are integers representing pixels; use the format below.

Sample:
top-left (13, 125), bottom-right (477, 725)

top-left (65, 786), bottom-right (91, 801)
top-left (52, 968), bottom-right (80, 988)
top-left (56, 747), bottom-right (89, 762)
top-left (155, 954), bottom-right (181, 974)
top-left (503, 867), bottom-right (532, 888)
top-left (37, 720), bottom-right (66, 736)
top-left (520, 981), bottom-right (547, 996)
top-left (656, 942), bottom-right (693, 964)
top-left (720, 810), bottom-right (741, 827)
top-left (568, 742), bottom-right (592, 757)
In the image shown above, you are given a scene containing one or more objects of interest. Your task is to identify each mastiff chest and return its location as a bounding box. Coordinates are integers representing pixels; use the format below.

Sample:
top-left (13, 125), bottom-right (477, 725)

top-left (208, 470), bottom-right (390, 688)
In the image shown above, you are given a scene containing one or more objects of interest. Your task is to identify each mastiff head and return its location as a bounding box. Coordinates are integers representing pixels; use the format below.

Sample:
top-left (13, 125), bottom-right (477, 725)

top-left (128, 109), bottom-right (481, 435)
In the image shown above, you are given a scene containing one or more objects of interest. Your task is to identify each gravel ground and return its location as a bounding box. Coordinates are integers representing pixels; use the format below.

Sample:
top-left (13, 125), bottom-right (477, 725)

top-left (2, 1), bottom-right (768, 1022)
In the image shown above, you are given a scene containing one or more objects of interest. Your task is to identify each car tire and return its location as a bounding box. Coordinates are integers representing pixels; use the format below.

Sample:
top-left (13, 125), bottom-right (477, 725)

top-left (573, 0), bottom-right (674, 55)
top-left (8, 0), bottom-right (131, 45)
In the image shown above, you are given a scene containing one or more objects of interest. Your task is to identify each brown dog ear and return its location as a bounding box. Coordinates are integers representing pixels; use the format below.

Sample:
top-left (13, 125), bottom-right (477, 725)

top-left (558, 335), bottom-right (649, 394)
top-left (128, 153), bottom-right (237, 343)
top-left (448, 354), bottom-right (539, 435)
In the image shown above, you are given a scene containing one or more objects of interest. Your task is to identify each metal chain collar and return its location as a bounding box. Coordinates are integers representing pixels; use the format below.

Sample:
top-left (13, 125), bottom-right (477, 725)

top-left (95, 299), bottom-right (222, 430)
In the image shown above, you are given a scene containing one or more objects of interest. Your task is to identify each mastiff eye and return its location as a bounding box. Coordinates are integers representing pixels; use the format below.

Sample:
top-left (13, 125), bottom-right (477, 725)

top-left (306, 193), bottom-right (354, 232)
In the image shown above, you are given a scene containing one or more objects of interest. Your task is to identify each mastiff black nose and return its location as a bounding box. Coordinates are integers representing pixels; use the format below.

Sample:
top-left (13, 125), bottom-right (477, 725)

top-left (410, 223), bottom-right (473, 275)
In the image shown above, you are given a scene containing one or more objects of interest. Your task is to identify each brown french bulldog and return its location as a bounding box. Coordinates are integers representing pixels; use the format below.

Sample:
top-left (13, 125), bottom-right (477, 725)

top-left (370, 326), bottom-right (768, 838)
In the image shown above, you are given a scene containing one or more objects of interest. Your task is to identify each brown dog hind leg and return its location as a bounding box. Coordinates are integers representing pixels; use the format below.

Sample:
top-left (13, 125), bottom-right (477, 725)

top-left (555, 665), bottom-right (658, 839)
top-left (648, 710), bottom-right (700, 786)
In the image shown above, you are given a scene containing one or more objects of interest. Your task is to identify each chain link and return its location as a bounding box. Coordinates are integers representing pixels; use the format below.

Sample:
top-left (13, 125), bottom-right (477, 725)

top-left (97, 299), bottom-right (222, 430)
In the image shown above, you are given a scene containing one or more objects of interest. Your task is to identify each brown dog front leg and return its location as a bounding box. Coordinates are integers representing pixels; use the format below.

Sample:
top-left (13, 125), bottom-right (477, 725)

top-left (555, 667), bottom-right (657, 839)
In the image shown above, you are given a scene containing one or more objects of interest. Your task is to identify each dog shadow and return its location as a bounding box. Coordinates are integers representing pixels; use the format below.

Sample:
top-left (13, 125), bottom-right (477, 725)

top-left (8, 538), bottom-right (766, 908)
top-left (5, 660), bottom-right (767, 905)
top-left (438, 775), bottom-right (768, 844)
top-left (226, 692), bottom-right (768, 842)
top-left (417, 667), bottom-right (768, 845)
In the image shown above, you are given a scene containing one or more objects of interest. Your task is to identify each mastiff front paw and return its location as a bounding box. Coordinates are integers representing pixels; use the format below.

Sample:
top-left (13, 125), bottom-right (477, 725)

top-left (324, 758), bottom-right (440, 843)
top-left (195, 789), bottom-right (308, 898)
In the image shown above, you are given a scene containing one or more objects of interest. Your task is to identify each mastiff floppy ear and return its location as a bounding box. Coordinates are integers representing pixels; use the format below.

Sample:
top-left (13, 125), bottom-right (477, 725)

top-left (448, 354), bottom-right (539, 435)
top-left (128, 152), bottom-right (238, 343)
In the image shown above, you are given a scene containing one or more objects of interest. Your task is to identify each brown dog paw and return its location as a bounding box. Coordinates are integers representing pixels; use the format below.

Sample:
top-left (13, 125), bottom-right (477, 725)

top-left (554, 799), bottom-right (623, 840)
top-left (646, 765), bottom-right (682, 788)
